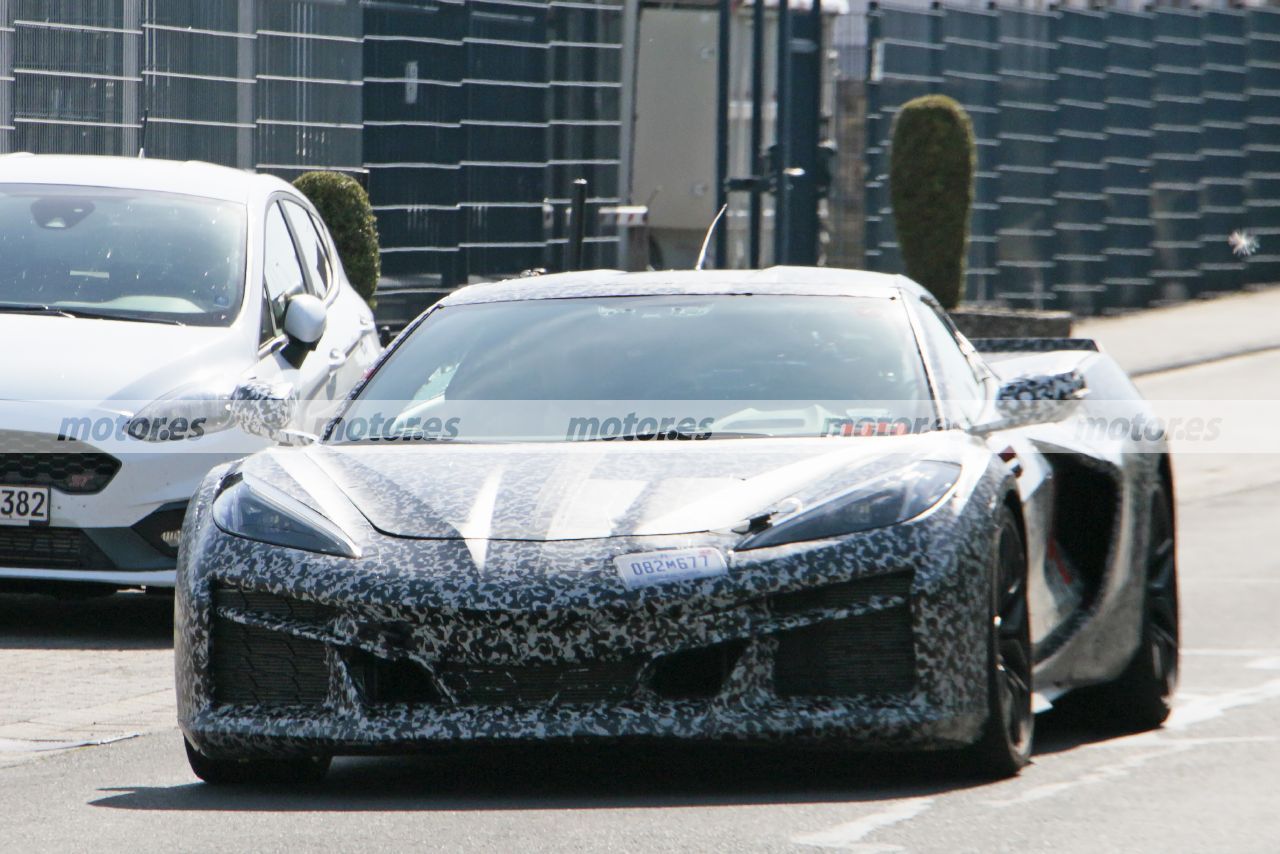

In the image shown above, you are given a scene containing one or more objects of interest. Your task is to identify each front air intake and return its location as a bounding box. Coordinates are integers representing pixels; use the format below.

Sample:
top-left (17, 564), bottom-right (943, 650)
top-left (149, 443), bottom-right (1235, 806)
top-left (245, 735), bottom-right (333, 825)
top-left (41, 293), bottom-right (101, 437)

top-left (437, 659), bottom-right (643, 707)
top-left (772, 573), bottom-right (916, 697)
top-left (210, 587), bottom-right (333, 708)
top-left (649, 641), bottom-right (745, 700)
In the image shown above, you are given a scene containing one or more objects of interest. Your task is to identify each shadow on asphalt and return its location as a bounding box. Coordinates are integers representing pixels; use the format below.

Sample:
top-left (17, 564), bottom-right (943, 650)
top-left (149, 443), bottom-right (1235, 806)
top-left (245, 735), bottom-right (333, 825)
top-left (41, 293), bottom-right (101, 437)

top-left (0, 595), bottom-right (1124, 812)
top-left (1028, 707), bottom-right (1143, 758)
top-left (89, 711), bottom-right (1117, 813)
top-left (0, 591), bottom-right (173, 650)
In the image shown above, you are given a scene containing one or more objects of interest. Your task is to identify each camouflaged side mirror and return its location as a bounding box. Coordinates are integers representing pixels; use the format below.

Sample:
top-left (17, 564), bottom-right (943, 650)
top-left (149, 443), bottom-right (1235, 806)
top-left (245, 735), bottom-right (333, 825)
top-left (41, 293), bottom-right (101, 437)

top-left (230, 379), bottom-right (299, 443)
top-left (993, 371), bottom-right (1087, 428)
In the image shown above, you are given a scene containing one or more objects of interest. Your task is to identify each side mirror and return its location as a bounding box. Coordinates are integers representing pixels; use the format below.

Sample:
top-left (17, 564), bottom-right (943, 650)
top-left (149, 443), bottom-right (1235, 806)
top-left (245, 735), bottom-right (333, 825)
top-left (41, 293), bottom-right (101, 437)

top-left (230, 379), bottom-right (299, 442)
top-left (283, 293), bottom-right (327, 346)
top-left (992, 370), bottom-right (1087, 428)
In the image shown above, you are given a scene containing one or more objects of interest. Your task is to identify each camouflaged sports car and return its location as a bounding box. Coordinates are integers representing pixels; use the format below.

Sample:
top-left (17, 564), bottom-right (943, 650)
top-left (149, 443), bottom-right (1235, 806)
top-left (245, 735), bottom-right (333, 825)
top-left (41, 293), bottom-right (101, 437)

top-left (175, 268), bottom-right (1178, 784)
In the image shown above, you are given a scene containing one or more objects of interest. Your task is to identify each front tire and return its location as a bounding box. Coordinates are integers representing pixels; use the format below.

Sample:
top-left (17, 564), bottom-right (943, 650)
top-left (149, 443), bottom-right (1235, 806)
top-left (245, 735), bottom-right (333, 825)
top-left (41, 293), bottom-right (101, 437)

top-left (184, 737), bottom-right (331, 786)
top-left (965, 505), bottom-right (1034, 778)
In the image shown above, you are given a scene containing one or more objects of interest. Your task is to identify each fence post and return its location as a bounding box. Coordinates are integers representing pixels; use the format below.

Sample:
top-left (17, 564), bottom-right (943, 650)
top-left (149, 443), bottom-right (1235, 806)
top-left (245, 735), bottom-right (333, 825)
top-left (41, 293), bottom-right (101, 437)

top-left (568, 178), bottom-right (589, 271)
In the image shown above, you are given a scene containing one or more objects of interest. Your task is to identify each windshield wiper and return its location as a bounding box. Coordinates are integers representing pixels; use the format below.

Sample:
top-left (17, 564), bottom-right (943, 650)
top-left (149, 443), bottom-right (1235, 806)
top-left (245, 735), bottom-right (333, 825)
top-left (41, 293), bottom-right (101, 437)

top-left (336, 433), bottom-right (474, 444)
top-left (58, 307), bottom-right (186, 326)
top-left (0, 303), bottom-right (185, 326)
top-left (597, 429), bottom-right (773, 442)
top-left (0, 303), bottom-right (75, 318)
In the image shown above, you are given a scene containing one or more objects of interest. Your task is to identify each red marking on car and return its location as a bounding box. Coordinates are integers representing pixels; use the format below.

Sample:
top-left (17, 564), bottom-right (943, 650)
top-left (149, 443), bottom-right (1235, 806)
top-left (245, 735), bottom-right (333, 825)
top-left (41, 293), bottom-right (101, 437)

top-left (1047, 540), bottom-right (1074, 585)
top-left (998, 446), bottom-right (1022, 477)
top-left (66, 472), bottom-right (95, 490)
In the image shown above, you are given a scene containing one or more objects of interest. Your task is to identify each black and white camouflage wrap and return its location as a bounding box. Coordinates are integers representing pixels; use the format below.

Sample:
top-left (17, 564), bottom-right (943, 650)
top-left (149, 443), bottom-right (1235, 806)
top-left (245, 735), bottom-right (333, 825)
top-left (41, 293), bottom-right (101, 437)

top-left (994, 370), bottom-right (1089, 426)
top-left (175, 269), bottom-right (1170, 761)
top-left (996, 370), bottom-right (1088, 405)
top-left (230, 379), bottom-right (299, 443)
top-left (969, 338), bottom-right (1100, 354)
top-left (176, 442), bottom-right (1007, 757)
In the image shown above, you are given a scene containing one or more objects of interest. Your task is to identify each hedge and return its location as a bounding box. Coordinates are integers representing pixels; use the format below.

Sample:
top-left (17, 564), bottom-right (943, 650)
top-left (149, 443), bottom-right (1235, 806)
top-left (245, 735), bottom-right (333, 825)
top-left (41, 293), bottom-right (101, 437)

top-left (293, 171), bottom-right (381, 308)
top-left (889, 94), bottom-right (976, 309)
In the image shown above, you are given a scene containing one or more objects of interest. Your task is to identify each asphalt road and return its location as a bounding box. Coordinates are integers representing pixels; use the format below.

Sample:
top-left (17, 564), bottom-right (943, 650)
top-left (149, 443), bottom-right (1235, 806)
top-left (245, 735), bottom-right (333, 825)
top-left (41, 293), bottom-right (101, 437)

top-left (1, 352), bottom-right (1278, 853)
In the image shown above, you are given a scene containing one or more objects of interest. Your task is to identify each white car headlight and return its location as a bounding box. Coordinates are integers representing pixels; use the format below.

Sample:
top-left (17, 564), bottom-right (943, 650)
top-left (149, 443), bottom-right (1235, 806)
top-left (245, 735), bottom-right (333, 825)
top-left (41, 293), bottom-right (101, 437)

top-left (127, 383), bottom-right (234, 442)
top-left (212, 475), bottom-right (361, 559)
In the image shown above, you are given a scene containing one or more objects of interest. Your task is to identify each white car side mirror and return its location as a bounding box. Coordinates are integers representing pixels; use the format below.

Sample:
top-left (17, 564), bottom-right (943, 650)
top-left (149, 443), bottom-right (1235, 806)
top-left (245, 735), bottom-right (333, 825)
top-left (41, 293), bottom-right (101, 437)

top-left (283, 293), bottom-right (327, 346)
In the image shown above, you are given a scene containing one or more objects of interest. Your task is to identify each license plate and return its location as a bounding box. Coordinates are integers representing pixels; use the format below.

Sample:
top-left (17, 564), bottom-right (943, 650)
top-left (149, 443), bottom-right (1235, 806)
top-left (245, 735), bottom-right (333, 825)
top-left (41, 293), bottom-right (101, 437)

top-left (613, 547), bottom-right (728, 590)
top-left (0, 485), bottom-right (51, 526)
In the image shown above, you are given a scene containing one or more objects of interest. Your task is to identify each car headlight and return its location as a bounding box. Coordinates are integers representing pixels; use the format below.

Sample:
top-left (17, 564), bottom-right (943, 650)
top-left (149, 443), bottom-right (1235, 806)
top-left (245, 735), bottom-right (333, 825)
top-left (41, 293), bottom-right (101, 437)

top-left (212, 475), bottom-right (362, 558)
top-left (128, 383), bottom-right (234, 442)
top-left (736, 461), bottom-right (961, 550)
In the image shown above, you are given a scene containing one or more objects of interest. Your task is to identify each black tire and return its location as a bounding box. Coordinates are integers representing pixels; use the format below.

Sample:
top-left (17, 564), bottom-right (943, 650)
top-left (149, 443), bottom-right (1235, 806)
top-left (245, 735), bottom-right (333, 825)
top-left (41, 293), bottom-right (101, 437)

top-left (184, 737), bottom-right (331, 786)
top-left (1086, 487), bottom-right (1179, 731)
top-left (964, 505), bottom-right (1034, 778)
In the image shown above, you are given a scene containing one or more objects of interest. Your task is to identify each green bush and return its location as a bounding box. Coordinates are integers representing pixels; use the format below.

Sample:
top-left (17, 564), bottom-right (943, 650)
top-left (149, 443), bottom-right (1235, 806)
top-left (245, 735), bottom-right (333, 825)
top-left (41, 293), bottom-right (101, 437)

top-left (888, 95), bottom-right (975, 309)
top-left (293, 171), bottom-right (381, 308)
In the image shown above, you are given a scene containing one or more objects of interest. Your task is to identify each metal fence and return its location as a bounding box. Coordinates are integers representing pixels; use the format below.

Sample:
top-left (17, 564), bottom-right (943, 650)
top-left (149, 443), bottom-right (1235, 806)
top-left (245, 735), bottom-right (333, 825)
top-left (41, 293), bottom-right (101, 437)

top-left (6, 1), bottom-right (1275, 310)
top-left (863, 4), bottom-right (1280, 314)
top-left (363, 0), bottom-right (622, 284)
top-left (0, 0), bottom-right (623, 288)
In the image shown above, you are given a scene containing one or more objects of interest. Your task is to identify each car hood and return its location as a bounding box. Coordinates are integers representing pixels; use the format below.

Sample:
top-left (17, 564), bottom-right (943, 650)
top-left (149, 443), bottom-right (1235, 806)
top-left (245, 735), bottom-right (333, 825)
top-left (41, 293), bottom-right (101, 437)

top-left (281, 436), bottom-right (972, 542)
top-left (0, 313), bottom-right (243, 406)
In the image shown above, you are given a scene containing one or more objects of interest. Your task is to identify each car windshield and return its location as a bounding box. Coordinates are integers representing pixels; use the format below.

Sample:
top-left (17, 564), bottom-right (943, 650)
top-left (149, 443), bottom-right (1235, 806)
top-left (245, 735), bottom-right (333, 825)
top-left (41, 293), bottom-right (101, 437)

top-left (0, 184), bottom-right (246, 327)
top-left (334, 294), bottom-right (938, 443)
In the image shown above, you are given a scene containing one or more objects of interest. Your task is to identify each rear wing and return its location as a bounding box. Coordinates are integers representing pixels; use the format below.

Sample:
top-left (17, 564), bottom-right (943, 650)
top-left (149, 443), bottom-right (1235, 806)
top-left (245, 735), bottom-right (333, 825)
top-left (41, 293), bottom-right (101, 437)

top-left (969, 338), bottom-right (1098, 354)
top-left (971, 337), bottom-right (1110, 386)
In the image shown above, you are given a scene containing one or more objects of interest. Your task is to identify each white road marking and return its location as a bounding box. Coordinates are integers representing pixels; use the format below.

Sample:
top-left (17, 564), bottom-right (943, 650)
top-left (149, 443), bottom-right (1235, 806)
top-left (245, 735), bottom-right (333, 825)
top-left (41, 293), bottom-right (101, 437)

top-left (796, 654), bottom-right (1280, 845)
top-left (988, 745), bottom-right (1189, 807)
top-left (986, 736), bottom-right (1280, 808)
top-left (792, 799), bottom-right (934, 851)
top-left (1183, 648), bottom-right (1280, 657)
top-left (1166, 676), bottom-right (1280, 730)
top-left (987, 664), bottom-right (1280, 808)
top-left (0, 733), bottom-right (138, 754)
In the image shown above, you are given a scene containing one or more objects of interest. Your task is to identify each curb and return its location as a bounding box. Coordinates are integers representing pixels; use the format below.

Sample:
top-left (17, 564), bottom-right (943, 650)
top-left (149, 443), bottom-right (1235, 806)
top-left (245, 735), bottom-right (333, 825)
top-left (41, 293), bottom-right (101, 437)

top-left (1128, 342), bottom-right (1280, 379)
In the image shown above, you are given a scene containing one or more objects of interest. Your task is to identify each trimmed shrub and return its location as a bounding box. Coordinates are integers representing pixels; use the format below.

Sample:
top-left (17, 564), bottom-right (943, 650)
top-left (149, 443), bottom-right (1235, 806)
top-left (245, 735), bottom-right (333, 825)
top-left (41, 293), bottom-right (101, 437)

top-left (888, 95), bottom-right (976, 309)
top-left (293, 171), bottom-right (381, 308)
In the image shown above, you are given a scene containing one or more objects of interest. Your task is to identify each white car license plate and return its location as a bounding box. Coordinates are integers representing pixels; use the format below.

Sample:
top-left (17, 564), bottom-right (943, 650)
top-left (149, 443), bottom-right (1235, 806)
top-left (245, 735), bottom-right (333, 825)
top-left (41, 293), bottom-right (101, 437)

top-left (613, 547), bottom-right (728, 590)
top-left (0, 485), bottom-right (51, 527)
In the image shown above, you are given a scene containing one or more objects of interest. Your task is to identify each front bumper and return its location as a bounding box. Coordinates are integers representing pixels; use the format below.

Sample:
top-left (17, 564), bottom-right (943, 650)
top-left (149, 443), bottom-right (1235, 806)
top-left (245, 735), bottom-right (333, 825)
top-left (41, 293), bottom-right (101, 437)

top-left (187, 688), bottom-right (987, 758)
top-left (177, 505), bottom-right (999, 758)
top-left (0, 420), bottom-right (257, 587)
top-left (0, 509), bottom-right (184, 587)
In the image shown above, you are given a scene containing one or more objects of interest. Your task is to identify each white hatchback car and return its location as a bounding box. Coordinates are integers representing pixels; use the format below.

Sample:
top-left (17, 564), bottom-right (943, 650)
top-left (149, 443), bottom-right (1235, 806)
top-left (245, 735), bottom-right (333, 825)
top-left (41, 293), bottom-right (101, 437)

top-left (0, 154), bottom-right (381, 591)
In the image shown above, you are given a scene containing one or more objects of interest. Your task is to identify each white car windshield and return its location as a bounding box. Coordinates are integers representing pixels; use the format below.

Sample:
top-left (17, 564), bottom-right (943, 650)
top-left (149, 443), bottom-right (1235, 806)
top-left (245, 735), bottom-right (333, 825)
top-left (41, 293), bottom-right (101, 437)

top-left (335, 293), bottom-right (940, 443)
top-left (0, 184), bottom-right (247, 327)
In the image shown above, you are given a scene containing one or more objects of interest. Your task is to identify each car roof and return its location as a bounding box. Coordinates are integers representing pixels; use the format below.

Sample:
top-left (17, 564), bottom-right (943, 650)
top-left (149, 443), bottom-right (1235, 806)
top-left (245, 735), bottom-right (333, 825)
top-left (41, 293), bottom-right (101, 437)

top-left (0, 153), bottom-right (291, 204)
top-left (439, 266), bottom-right (928, 306)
